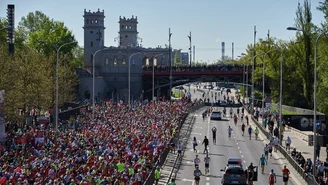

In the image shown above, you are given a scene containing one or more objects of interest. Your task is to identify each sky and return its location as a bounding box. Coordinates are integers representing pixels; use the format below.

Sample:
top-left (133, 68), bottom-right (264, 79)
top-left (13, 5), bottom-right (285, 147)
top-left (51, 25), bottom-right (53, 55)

top-left (0, 0), bottom-right (325, 64)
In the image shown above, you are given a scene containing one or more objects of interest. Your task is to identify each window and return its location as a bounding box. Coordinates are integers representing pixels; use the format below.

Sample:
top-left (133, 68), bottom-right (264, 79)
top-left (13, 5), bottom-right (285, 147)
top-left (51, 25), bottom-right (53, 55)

top-left (122, 57), bottom-right (126, 66)
top-left (113, 57), bottom-right (118, 66)
top-left (90, 41), bottom-right (93, 47)
top-left (125, 35), bottom-right (128, 38)
top-left (132, 59), bottom-right (136, 66)
top-left (95, 19), bottom-right (98, 24)
top-left (129, 25), bottom-right (132, 29)
top-left (125, 25), bottom-right (128, 29)
top-left (121, 25), bottom-right (124, 30)
top-left (91, 19), bottom-right (93, 24)
top-left (105, 57), bottom-right (109, 66)
top-left (146, 58), bottom-right (149, 66)
top-left (86, 19), bottom-right (89, 24)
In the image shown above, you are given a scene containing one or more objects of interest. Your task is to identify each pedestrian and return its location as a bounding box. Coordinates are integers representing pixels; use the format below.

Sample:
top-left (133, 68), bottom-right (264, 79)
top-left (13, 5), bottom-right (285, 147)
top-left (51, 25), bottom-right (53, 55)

top-left (316, 143), bottom-right (321, 159)
top-left (193, 137), bottom-right (198, 152)
top-left (202, 136), bottom-right (209, 154)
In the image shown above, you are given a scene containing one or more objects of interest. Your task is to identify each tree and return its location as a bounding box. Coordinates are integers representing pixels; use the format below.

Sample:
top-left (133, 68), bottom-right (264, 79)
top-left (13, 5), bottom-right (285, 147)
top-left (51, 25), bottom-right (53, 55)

top-left (294, 0), bottom-right (314, 108)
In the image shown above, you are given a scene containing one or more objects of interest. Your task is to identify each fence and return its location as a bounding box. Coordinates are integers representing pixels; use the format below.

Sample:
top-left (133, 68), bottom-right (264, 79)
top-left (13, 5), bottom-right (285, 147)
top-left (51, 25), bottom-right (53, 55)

top-left (244, 105), bottom-right (319, 185)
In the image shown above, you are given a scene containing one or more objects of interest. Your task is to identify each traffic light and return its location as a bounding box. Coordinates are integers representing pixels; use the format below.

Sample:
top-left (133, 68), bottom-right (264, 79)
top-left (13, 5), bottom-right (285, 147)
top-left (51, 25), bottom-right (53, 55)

top-left (7, 4), bottom-right (15, 55)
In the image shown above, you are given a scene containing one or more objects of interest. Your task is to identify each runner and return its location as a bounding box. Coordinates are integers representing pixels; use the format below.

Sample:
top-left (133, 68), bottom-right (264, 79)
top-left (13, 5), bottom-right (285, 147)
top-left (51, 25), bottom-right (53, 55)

top-left (282, 165), bottom-right (290, 185)
top-left (268, 169), bottom-right (276, 185)
top-left (204, 154), bottom-right (211, 174)
top-left (192, 137), bottom-right (198, 153)
top-left (259, 154), bottom-right (267, 174)
top-left (264, 144), bottom-right (269, 160)
top-left (193, 166), bottom-right (202, 185)
top-left (202, 136), bottom-right (209, 154)
top-left (268, 142), bottom-right (273, 158)
top-left (273, 137), bottom-right (279, 152)
top-left (254, 127), bottom-right (259, 140)
top-left (194, 154), bottom-right (201, 168)
top-left (285, 136), bottom-right (292, 153)
top-left (248, 126), bottom-right (253, 140)
top-left (228, 126), bottom-right (233, 139)
top-left (212, 126), bottom-right (217, 144)
top-left (241, 122), bottom-right (245, 136)
top-left (177, 142), bottom-right (183, 160)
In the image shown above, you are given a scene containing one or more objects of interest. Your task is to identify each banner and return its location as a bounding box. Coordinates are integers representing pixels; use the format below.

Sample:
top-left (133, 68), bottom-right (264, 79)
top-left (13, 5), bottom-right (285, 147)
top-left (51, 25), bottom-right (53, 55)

top-left (0, 90), bottom-right (5, 141)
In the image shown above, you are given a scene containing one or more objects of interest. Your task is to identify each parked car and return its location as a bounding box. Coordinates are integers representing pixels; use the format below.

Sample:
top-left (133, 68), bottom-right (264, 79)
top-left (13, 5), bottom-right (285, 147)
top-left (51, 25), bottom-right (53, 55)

top-left (220, 100), bottom-right (227, 106)
top-left (210, 111), bottom-right (222, 120)
top-left (221, 165), bottom-right (247, 185)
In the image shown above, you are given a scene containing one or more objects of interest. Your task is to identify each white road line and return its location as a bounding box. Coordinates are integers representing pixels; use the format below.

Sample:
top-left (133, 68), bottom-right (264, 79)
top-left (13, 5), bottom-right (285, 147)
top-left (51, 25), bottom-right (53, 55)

top-left (236, 143), bottom-right (239, 145)
top-left (206, 177), bottom-right (210, 181)
top-left (244, 160), bottom-right (246, 163)
top-left (241, 155), bottom-right (244, 158)
top-left (206, 182), bottom-right (210, 185)
top-left (237, 146), bottom-right (240, 149)
top-left (240, 151), bottom-right (242, 153)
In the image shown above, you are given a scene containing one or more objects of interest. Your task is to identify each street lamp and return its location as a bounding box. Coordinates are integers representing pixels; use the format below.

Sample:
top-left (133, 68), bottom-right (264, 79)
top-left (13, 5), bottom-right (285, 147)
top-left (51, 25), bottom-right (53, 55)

top-left (128, 52), bottom-right (142, 108)
top-left (152, 54), bottom-right (164, 105)
top-left (92, 48), bottom-right (111, 119)
top-left (39, 40), bottom-right (78, 131)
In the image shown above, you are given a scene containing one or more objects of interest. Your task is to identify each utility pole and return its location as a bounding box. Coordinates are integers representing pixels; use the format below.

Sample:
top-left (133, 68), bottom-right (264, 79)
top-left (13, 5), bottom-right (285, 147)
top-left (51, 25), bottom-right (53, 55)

top-left (251, 25), bottom-right (257, 115)
top-left (169, 28), bottom-right (173, 100)
top-left (188, 31), bottom-right (192, 67)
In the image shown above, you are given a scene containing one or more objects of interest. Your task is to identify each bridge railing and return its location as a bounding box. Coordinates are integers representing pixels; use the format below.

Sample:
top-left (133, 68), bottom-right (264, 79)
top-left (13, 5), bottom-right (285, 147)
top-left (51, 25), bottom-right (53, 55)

top-left (142, 65), bottom-right (248, 72)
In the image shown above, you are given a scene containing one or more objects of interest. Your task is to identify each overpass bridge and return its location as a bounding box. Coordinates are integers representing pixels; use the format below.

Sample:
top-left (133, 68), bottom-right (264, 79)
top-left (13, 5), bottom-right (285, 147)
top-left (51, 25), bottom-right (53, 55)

top-left (142, 65), bottom-right (252, 98)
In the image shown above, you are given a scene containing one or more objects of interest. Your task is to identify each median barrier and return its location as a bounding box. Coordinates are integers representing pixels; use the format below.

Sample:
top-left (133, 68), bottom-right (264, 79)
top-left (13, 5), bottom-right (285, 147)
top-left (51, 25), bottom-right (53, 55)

top-left (205, 102), bottom-right (243, 108)
top-left (143, 102), bottom-right (204, 185)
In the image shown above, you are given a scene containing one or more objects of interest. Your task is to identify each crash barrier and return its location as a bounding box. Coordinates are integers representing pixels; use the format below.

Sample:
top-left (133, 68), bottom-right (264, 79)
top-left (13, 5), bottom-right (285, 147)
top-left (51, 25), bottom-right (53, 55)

top-left (143, 103), bottom-right (204, 185)
top-left (205, 102), bottom-right (243, 108)
top-left (243, 105), bottom-right (320, 185)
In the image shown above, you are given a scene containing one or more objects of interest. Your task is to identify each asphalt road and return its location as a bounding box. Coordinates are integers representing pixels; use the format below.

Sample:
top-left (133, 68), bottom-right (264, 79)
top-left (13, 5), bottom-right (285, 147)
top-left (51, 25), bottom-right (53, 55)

top-left (173, 84), bottom-right (297, 185)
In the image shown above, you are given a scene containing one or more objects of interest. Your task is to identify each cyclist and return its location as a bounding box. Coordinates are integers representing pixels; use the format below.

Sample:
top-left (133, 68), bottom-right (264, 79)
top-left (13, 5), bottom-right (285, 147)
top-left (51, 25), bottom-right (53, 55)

top-left (228, 126), bottom-right (233, 139)
top-left (248, 126), bottom-right (253, 140)
top-left (194, 154), bottom-right (201, 168)
top-left (193, 166), bottom-right (202, 185)
top-left (264, 144), bottom-right (269, 160)
top-left (259, 154), bottom-right (268, 174)
top-left (254, 127), bottom-right (259, 140)
top-left (204, 154), bottom-right (211, 174)
top-left (268, 169), bottom-right (276, 185)
top-left (241, 122), bottom-right (246, 136)
top-left (212, 126), bottom-right (217, 144)
top-left (202, 136), bottom-right (209, 154)
top-left (282, 165), bottom-right (290, 185)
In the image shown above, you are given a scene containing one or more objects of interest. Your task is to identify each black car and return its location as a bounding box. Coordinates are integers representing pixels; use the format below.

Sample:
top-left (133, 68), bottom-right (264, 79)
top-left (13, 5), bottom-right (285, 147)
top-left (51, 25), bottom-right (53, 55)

top-left (221, 165), bottom-right (247, 185)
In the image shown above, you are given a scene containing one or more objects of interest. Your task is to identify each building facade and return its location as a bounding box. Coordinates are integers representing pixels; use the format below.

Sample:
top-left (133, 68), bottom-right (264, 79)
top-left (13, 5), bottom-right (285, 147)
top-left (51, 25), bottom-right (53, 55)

top-left (79, 9), bottom-right (171, 103)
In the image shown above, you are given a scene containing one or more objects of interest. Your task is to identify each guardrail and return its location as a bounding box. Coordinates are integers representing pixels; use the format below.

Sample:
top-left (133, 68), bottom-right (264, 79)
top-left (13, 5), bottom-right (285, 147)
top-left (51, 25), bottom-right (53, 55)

top-left (244, 105), bottom-right (320, 185)
top-left (143, 103), bottom-right (204, 185)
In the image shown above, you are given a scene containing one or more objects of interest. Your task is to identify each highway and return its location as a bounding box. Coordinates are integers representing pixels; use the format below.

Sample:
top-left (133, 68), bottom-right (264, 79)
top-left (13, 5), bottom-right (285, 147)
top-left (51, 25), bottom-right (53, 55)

top-left (173, 84), bottom-right (297, 185)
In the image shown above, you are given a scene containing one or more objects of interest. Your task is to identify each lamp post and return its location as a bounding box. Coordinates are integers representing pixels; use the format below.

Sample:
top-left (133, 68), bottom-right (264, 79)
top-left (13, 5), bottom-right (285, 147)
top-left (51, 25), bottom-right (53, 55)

top-left (169, 28), bottom-right (173, 100)
top-left (152, 54), bottom-right (163, 105)
top-left (92, 48), bottom-right (111, 119)
top-left (55, 41), bottom-right (78, 131)
top-left (240, 53), bottom-right (247, 98)
top-left (128, 52), bottom-right (141, 108)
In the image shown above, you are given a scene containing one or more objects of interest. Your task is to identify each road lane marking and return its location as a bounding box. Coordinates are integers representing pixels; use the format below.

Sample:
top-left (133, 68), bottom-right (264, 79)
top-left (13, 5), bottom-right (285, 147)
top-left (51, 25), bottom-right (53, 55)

top-left (206, 177), bottom-right (210, 181)
top-left (241, 155), bottom-right (244, 158)
top-left (244, 160), bottom-right (246, 163)
top-left (206, 183), bottom-right (210, 185)
top-left (191, 132), bottom-right (202, 135)
top-left (240, 151), bottom-right (242, 153)
top-left (238, 146), bottom-right (240, 149)
top-left (195, 126), bottom-right (203, 129)
top-left (236, 143), bottom-right (238, 145)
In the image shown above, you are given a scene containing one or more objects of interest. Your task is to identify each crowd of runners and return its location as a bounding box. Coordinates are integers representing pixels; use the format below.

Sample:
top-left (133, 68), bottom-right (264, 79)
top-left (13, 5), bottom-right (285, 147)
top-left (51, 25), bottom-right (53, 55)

top-left (0, 98), bottom-right (201, 184)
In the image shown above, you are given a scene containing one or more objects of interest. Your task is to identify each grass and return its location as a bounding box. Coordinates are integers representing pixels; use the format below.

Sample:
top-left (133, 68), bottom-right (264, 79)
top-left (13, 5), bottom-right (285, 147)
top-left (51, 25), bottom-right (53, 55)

top-left (270, 106), bottom-right (299, 115)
